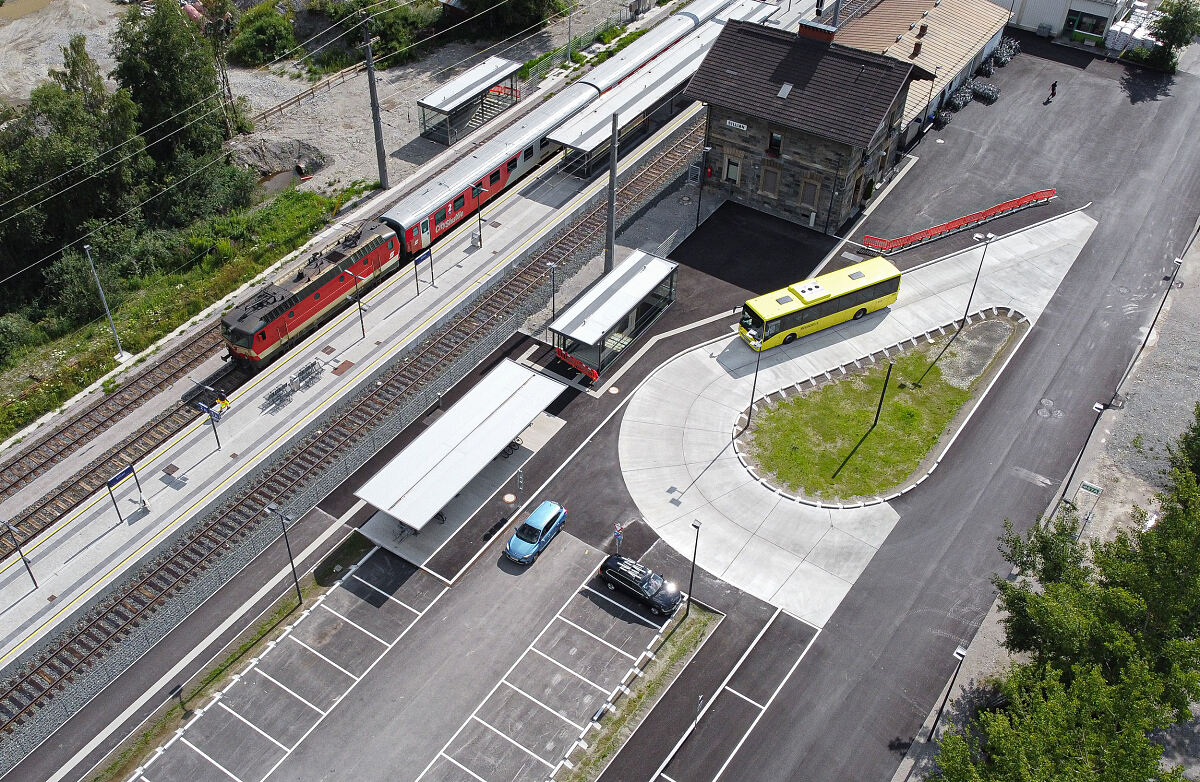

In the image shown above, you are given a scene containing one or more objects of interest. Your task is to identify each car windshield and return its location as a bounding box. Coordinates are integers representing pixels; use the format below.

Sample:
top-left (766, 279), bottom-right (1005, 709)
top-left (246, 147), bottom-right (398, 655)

top-left (739, 306), bottom-right (764, 337)
top-left (642, 572), bottom-right (664, 596)
top-left (515, 523), bottom-right (541, 544)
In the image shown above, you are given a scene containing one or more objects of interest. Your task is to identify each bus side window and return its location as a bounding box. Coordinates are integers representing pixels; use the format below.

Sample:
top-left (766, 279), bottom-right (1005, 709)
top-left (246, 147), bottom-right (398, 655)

top-left (765, 320), bottom-right (781, 336)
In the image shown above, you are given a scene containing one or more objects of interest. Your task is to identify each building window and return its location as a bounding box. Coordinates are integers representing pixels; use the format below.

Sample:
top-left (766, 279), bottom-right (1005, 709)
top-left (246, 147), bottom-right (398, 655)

top-left (1067, 9), bottom-right (1107, 34)
top-left (767, 131), bottom-right (782, 158)
top-left (759, 166), bottom-right (779, 198)
top-left (725, 159), bottom-right (741, 184)
top-left (801, 180), bottom-right (819, 208)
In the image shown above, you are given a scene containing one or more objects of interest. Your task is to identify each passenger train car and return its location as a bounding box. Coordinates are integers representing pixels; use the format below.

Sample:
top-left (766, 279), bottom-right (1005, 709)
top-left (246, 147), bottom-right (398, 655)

top-left (222, 0), bottom-right (752, 367)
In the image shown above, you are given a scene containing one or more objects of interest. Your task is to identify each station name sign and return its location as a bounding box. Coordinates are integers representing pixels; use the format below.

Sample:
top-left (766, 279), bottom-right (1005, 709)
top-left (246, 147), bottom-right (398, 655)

top-left (725, 119), bottom-right (748, 131)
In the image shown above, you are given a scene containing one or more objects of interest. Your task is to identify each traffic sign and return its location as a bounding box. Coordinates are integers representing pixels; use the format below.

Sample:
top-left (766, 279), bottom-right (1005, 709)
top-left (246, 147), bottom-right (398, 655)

top-left (1080, 481), bottom-right (1103, 497)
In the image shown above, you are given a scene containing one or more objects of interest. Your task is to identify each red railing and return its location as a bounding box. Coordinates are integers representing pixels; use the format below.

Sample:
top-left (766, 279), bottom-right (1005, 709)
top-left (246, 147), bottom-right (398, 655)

top-left (863, 189), bottom-right (1056, 254)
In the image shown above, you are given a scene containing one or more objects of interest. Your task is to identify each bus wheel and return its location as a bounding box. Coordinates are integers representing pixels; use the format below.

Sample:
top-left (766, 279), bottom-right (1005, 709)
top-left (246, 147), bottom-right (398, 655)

top-left (853, 308), bottom-right (867, 320)
top-left (783, 333), bottom-right (796, 345)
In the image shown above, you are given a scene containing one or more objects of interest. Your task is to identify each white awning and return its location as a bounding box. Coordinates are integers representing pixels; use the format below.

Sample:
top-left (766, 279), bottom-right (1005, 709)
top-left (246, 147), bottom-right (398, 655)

top-left (549, 250), bottom-right (677, 347)
top-left (418, 56), bottom-right (522, 113)
top-left (355, 360), bottom-right (565, 530)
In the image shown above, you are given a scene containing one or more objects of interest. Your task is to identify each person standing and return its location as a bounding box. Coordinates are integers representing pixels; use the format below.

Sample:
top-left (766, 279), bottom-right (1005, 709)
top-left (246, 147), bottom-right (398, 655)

top-left (1049, 80), bottom-right (1058, 100)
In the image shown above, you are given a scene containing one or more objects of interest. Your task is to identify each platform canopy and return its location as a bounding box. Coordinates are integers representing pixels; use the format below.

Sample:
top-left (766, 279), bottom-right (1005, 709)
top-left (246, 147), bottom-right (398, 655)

top-left (355, 359), bottom-right (565, 531)
top-left (549, 250), bottom-right (678, 347)
top-left (418, 56), bottom-right (522, 113)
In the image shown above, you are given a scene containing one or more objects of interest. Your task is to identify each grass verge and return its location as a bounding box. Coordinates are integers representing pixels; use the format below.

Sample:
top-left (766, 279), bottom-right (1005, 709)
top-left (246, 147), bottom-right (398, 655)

top-left (746, 321), bottom-right (1013, 500)
top-left (560, 603), bottom-right (720, 782)
top-left (86, 531), bottom-right (373, 782)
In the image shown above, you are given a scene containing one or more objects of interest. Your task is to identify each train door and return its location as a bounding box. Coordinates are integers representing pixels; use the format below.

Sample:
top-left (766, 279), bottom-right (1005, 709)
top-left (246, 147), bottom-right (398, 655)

top-left (419, 218), bottom-right (431, 248)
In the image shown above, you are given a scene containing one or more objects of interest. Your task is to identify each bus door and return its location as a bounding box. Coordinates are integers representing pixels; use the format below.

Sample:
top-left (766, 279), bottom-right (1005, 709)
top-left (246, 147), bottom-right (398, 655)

top-left (419, 218), bottom-right (431, 248)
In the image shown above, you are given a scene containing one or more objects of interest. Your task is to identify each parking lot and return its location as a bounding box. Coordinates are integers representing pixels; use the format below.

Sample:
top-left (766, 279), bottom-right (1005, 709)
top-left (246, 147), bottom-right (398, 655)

top-left (131, 548), bottom-right (448, 782)
top-left (417, 571), bottom-right (675, 782)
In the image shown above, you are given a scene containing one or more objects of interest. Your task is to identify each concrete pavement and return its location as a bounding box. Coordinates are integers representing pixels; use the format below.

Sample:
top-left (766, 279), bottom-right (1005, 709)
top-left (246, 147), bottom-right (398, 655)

top-left (618, 210), bottom-right (1097, 627)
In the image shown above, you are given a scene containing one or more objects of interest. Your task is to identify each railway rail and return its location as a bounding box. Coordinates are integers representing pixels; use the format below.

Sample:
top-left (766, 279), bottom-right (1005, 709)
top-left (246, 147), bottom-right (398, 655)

top-left (0, 120), bottom-right (702, 744)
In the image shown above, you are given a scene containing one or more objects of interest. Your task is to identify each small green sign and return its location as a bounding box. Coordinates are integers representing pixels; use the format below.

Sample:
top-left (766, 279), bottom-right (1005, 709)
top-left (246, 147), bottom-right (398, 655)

top-left (1080, 481), bottom-right (1103, 496)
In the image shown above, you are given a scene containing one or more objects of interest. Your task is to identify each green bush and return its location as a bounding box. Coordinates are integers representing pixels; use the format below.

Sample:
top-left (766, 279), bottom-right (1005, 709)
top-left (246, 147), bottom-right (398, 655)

top-left (228, 1), bottom-right (298, 66)
top-left (0, 313), bottom-right (43, 368)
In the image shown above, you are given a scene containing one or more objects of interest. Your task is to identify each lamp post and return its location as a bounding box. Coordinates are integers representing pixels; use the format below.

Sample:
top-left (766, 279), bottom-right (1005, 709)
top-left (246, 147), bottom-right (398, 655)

top-left (548, 261), bottom-right (559, 320)
top-left (695, 146), bottom-right (712, 228)
top-left (929, 645), bottom-right (969, 741)
top-left (741, 331), bottom-right (765, 435)
top-left (83, 244), bottom-right (127, 361)
top-left (343, 264), bottom-right (368, 340)
top-left (685, 519), bottom-right (701, 619)
top-left (266, 504), bottom-right (303, 605)
top-left (4, 521), bottom-right (37, 589)
top-left (915, 231), bottom-right (994, 388)
top-left (472, 183), bottom-right (485, 247)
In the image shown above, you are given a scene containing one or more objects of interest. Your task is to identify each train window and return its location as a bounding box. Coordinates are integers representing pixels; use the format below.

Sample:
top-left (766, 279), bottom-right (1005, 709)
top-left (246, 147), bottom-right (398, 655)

top-left (339, 275), bottom-right (345, 282)
top-left (288, 311), bottom-right (295, 318)
top-left (507, 157), bottom-right (518, 172)
top-left (436, 208), bottom-right (446, 223)
top-left (523, 146), bottom-right (534, 161)
top-left (539, 136), bottom-right (549, 149)
top-left (314, 292), bottom-right (320, 300)
top-left (453, 195), bottom-right (465, 211)
top-left (258, 331), bottom-right (266, 340)
top-left (421, 219), bottom-right (429, 234)
top-left (490, 170), bottom-right (501, 185)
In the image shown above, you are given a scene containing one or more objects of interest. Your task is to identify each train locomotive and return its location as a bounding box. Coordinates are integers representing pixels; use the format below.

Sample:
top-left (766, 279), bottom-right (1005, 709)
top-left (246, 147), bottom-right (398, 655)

top-left (222, 0), bottom-right (738, 368)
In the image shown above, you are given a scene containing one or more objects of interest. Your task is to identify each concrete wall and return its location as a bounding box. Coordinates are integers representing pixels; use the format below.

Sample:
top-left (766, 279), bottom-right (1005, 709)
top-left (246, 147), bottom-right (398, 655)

top-left (1012, 0), bottom-right (1069, 33)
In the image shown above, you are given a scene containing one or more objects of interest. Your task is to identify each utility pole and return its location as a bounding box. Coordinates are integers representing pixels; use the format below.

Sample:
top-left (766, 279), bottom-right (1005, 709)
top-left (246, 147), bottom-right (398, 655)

top-left (605, 113), bottom-right (619, 273)
top-left (567, 0), bottom-right (573, 62)
top-left (362, 14), bottom-right (390, 189)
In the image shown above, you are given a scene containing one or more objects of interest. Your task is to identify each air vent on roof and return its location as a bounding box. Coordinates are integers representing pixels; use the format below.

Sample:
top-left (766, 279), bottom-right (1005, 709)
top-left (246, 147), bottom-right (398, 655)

top-left (849, 270), bottom-right (865, 280)
top-left (778, 82), bottom-right (793, 99)
top-left (776, 295), bottom-right (794, 305)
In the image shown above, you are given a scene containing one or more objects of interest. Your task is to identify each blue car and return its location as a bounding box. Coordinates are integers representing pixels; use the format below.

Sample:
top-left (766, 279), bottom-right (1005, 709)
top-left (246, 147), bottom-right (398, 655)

top-left (504, 500), bottom-right (568, 565)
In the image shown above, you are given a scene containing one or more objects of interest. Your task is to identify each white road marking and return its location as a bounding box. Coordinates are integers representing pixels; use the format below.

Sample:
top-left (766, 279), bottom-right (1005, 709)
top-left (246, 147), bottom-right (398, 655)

top-left (217, 701), bottom-right (290, 753)
top-left (555, 616), bottom-right (637, 660)
top-left (253, 668), bottom-right (326, 716)
top-left (470, 715), bottom-right (554, 768)
top-left (529, 647), bottom-right (609, 693)
top-left (351, 573), bottom-right (422, 615)
top-left (288, 635), bottom-right (361, 682)
top-left (180, 737), bottom-right (243, 782)
top-left (582, 585), bottom-right (663, 628)
top-left (723, 687), bottom-right (765, 711)
top-left (440, 752), bottom-right (488, 782)
top-left (319, 602), bottom-right (389, 646)
top-left (712, 628), bottom-right (822, 782)
top-left (502, 680), bottom-right (584, 731)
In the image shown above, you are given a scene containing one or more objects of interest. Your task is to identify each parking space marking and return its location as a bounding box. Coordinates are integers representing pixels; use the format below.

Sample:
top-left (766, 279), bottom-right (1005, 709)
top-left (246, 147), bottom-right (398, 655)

top-left (529, 647), bottom-right (609, 693)
top-left (502, 681), bottom-right (584, 731)
top-left (351, 573), bottom-right (421, 615)
top-left (470, 715), bottom-right (555, 768)
top-left (555, 616), bottom-right (637, 660)
top-left (180, 737), bottom-right (243, 782)
top-left (318, 602), bottom-right (390, 646)
top-left (217, 701), bottom-right (291, 753)
top-left (253, 668), bottom-right (327, 716)
top-left (441, 752), bottom-right (488, 782)
top-left (723, 687), bottom-right (765, 710)
top-left (582, 586), bottom-right (663, 629)
top-left (660, 774), bottom-right (680, 782)
top-left (712, 627), bottom-right (822, 782)
top-left (289, 635), bottom-right (361, 682)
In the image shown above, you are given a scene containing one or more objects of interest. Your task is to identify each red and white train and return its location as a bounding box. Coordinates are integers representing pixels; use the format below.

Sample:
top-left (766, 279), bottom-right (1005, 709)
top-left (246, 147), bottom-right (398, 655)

top-left (222, 0), bottom-right (743, 367)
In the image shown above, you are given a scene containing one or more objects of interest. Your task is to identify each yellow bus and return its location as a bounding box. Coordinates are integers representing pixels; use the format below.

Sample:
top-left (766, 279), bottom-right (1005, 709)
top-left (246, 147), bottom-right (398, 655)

top-left (738, 256), bottom-right (901, 351)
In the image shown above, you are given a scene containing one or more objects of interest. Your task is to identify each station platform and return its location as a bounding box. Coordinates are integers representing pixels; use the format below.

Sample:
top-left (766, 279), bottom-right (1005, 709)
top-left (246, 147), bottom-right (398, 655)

top-left (618, 210), bottom-right (1099, 629)
top-left (0, 104), bottom-right (705, 670)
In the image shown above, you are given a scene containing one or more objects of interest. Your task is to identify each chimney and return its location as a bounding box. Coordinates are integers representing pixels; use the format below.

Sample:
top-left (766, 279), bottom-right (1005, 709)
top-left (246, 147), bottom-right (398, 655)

top-left (919, 22), bottom-right (928, 36)
top-left (913, 40), bottom-right (923, 56)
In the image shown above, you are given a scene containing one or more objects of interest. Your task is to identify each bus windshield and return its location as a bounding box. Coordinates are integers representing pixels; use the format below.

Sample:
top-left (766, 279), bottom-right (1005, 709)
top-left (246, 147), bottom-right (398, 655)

top-left (739, 306), bottom-right (764, 337)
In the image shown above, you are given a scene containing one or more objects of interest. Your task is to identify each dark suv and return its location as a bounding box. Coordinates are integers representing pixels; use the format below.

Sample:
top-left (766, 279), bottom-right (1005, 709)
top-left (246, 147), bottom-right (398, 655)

top-left (598, 555), bottom-right (682, 616)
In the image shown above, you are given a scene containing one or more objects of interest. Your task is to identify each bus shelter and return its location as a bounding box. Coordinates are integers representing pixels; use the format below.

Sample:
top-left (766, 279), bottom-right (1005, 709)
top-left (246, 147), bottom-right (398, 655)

top-left (549, 251), bottom-right (677, 381)
top-left (418, 56), bottom-right (522, 146)
top-left (355, 359), bottom-right (565, 541)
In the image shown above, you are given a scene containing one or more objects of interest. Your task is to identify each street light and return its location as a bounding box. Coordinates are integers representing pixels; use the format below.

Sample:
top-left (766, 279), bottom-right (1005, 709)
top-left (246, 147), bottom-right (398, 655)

top-left (915, 231), bottom-right (995, 388)
top-left (928, 645), bottom-right (969, 741)
top-left (342, 264), bottom-right (368, 340)
top-left (685, 519), bottom-right (701, 619)
top-left (695, 146), bottom-right (712, 228)
top-left (547, 261), bottom-right (559, 320)
top-left (83, 244), bottom-right (128, 362)
top-left (741, 331), bottom-right (765, 435)
top-left (473, 183), bottom-right (486, 248)
top-left (4, 521), bottom-right (37, 589)
top-left (266, 503), bottom-right (303, 605)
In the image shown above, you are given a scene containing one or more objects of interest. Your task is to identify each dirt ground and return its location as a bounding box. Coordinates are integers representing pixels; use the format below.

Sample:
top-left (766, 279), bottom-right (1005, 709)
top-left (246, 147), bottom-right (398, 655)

top-left (0, 0), bottom-right (635, 191)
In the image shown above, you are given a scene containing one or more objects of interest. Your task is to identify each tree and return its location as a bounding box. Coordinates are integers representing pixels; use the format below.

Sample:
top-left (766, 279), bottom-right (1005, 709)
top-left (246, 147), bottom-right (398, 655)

top-left (1151, 0), bottom-right (1200, 53)
top-left (460, 0), bottom-right (561, 37)
top-left (110, 0), bottom-right (229, 167)
top-left (228, 1), bottom-right (297, 66)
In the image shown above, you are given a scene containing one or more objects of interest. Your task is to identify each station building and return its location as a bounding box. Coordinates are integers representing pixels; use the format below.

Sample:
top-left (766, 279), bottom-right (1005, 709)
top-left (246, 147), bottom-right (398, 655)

top-left (685, 20), bottom-right (934, 234)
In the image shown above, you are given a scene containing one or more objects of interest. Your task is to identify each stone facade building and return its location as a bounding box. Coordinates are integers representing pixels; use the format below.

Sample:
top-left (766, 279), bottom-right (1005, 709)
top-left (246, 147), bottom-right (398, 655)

top-left (685, 20), bottom-right (932, 233)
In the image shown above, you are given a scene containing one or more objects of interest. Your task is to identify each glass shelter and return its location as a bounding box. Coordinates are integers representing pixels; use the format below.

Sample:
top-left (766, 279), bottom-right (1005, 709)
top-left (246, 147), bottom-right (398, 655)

top-left (418, 56), bottom-right (522, 146)
top-left (549, 251), bottom-right (678, 381)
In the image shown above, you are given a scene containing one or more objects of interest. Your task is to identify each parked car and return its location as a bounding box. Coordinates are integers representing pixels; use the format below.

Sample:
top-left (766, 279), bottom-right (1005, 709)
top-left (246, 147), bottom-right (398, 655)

top-left (598, 554), bottom-right (681, 616)
top-left (504, 500), bottom-right (568, 565)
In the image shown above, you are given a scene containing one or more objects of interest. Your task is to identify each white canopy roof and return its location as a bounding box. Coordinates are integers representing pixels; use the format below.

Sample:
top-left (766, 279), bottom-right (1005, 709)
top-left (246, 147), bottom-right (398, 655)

top-left (418, 56), bottom-right (522, 113)
top-left (549, 250), bottom-right (677, 347)
top-left (355, 360), bottom-right (565, 530)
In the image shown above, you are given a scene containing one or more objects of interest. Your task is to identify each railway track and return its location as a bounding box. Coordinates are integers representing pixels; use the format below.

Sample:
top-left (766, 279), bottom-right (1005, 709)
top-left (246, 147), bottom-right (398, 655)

top-left (0, 121), bottom-right (702, 742)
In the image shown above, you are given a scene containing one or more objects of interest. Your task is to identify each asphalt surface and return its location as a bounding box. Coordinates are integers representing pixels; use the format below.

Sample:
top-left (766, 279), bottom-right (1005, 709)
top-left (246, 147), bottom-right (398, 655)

top-left (692, 31), bottom-right (1200, 782)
